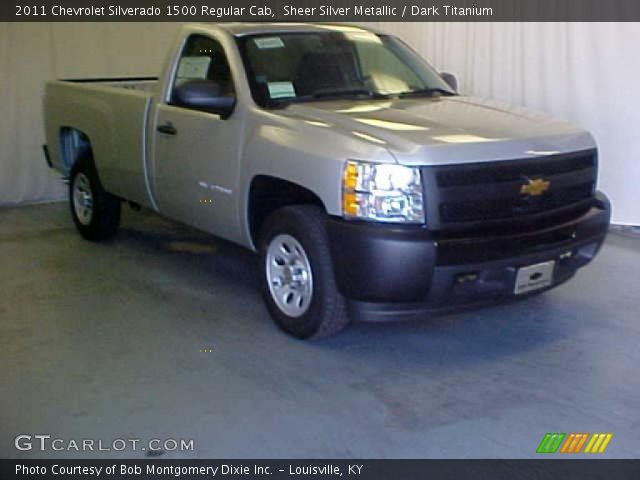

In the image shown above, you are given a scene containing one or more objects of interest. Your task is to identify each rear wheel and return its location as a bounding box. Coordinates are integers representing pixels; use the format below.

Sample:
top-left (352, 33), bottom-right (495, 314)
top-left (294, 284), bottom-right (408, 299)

top-left (69, 155), bottom-right (121, 241)
top-left (259, 205), bottom-right (350, 339)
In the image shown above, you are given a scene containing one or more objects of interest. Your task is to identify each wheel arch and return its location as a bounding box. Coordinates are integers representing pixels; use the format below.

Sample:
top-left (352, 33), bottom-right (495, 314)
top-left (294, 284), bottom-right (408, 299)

top-left (247, 175), bottom-right (328, 249)
top-left (59, 127), bottom-right (93, 175)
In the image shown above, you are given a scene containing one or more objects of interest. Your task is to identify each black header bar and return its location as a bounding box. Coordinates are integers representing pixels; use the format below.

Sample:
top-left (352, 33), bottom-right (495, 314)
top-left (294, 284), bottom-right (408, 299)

top-left (4, 0), bottom-right (640, 22)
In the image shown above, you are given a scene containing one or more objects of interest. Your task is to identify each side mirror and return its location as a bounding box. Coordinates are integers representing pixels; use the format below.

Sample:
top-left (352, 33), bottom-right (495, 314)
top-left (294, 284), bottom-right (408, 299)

top-left (440, 72), bottom-right (458, 93)
top-left (174, 80), bottom-right (235, 117)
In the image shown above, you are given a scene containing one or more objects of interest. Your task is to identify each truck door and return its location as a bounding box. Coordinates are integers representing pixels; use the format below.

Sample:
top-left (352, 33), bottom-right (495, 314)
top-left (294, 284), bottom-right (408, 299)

top-left (151, 33), bottom-right (242, 243)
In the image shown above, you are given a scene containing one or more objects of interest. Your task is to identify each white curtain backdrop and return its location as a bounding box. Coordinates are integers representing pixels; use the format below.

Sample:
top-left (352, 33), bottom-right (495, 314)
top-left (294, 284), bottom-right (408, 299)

top-left (1, 22), bottom-right (639, 224)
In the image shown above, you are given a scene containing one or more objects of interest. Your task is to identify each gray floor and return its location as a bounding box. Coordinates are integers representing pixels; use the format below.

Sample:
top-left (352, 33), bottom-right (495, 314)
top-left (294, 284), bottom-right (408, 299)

top-left (1, 202), bottom-right (639, 459)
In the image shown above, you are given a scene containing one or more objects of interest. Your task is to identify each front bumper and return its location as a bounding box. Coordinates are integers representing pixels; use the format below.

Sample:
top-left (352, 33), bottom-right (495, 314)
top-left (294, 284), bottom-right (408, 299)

top-left (327, 192), bottom-right (611, 322)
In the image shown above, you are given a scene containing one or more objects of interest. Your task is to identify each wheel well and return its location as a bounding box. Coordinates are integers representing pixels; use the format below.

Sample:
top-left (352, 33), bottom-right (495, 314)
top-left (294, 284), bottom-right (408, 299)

top-left (248, 176), bottom-right (325, 245)
top-left (59, 127), bottom-right (92, 174)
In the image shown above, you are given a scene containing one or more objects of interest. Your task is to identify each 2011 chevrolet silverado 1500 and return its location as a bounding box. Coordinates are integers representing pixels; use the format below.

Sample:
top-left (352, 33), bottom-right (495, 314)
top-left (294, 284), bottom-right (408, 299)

top-left (43, 23), bottom-right (611, 339)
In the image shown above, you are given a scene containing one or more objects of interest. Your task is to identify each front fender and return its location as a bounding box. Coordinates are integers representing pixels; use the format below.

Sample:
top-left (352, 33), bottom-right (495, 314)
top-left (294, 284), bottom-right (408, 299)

top-left (241, 112), bottom-right (395, 209)
top-left (237, 109), bottom-right (397, 248)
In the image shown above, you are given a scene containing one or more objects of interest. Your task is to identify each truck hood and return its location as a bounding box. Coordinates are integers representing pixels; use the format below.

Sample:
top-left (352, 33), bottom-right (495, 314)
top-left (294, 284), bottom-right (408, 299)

top-left (279, 96), bottom-right (595, 165)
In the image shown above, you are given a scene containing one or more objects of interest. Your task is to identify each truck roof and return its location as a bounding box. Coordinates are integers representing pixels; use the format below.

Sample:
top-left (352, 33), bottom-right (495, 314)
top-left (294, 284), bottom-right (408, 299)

top-left (209, 22), bottom-right (383, 37)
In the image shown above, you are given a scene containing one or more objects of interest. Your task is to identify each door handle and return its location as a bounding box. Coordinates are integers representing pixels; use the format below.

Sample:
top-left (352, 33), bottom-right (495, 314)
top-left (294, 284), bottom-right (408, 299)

top-left (157, 122), bottom-right (177, 135)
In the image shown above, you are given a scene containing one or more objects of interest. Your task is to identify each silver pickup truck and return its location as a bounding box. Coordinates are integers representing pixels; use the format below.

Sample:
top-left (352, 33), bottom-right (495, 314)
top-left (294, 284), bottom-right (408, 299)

top-left (43, 23), bottom-right (610, 339)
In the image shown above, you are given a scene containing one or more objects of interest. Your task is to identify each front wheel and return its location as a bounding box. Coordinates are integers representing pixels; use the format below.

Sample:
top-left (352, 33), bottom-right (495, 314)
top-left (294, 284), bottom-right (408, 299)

top-left (259, 205), bottom-right (350, 339)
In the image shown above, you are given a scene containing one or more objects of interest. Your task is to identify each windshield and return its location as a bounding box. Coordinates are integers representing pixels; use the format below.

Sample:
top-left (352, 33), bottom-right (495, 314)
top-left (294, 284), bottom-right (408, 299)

top-left (237, 30), bottom-right (455, 106)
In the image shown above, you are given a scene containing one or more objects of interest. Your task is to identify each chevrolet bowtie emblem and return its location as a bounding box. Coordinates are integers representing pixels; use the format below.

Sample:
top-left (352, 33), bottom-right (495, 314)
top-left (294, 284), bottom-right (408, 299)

top-left (521, 178), bottom-right (550, 196)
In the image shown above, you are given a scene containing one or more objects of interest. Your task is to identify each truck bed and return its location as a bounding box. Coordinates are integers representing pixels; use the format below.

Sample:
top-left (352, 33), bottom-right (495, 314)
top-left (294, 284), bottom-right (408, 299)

top-left (43, 77), bottom-right (156, 207)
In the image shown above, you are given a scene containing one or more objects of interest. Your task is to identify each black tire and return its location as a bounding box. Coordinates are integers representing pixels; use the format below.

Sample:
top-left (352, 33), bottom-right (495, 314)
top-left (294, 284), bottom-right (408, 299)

top-left (259, 205), bottom-right (350, 339)
top-left (69, 154), bottom-right (121, 241)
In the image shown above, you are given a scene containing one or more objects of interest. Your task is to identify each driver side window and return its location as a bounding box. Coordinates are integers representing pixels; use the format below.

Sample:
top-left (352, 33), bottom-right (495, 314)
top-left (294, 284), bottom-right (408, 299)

top-left (171, 34), bottom-right (235, 105)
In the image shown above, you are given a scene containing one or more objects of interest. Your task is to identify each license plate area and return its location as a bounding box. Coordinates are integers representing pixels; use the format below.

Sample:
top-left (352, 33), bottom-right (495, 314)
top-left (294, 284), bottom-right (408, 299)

top-left (514, 261), bottom-right (555, 295)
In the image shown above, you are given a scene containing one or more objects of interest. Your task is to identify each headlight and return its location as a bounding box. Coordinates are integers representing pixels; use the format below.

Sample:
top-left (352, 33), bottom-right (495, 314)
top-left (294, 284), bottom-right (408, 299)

top-left (342, 160), bottom-right (424, 224)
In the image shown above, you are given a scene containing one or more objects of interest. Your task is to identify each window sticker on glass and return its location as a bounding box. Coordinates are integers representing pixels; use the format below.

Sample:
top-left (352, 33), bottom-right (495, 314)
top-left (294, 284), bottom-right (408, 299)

top-left (176, 56), bottom-right (211, 82)
top-left (267, 81), bottom-right (296, 99)
top-left (254, 37), bottom-right (285, 49)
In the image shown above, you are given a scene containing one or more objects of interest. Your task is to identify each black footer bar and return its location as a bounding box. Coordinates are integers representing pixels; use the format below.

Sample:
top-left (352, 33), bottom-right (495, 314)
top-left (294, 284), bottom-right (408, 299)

top-left (3, 459), bottom-right (640, 480)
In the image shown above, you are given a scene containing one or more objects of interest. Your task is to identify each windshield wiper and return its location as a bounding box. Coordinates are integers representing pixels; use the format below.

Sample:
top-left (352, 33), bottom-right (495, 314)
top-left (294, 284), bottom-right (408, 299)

top-left (262, 88), bottom-right (390, 108)
top-left (309, 88), bottom-right (389, 100)
top-left (398, 87), bottom-right (456, 98)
